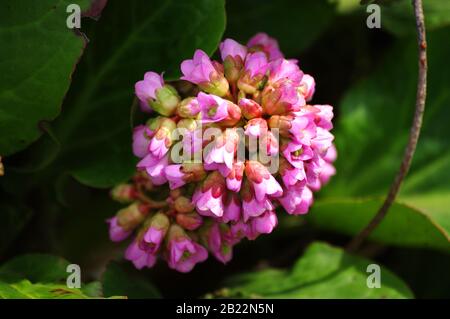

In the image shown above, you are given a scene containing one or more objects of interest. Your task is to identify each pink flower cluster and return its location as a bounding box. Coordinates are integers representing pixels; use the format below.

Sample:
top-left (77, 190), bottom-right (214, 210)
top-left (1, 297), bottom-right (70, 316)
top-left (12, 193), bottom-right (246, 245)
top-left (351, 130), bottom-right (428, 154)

top-left (108, 33), bottom-right (336, 272)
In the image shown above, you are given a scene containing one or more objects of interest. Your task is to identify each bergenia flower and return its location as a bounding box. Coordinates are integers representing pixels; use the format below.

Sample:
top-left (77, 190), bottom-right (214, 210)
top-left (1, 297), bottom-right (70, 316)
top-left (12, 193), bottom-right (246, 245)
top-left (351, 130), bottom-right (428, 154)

top-left (132, 125), bottom-right (153, 158)
top-left (108, 33), bottom-right (336, 273)
top-left (107, 217), bottom-right (131, 242)
top-left (247, 32), bottom-right (284, 61)
top-left (181, 50), bottom-right (229, 97)
top-left (125, 240), bottom-right (157, 269)
top-left (166, 225), bottom-right (208, 273)
top-left (220, 38), bottom-right (247, 61)
top-left (135, 72), bottom-right (163, 109)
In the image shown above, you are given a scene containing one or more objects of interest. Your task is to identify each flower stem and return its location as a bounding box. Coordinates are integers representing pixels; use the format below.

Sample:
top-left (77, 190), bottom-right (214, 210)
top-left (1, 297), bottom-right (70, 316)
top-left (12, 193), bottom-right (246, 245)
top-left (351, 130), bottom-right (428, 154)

top-left (346, 0), bottom-right (428, 252)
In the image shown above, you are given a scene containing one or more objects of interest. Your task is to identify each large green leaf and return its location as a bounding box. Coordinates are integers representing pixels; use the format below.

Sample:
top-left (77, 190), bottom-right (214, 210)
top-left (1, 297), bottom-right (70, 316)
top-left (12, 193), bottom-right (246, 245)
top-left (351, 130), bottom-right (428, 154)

top-left (0, 0), bottom-right (91, 156)
top-left (48, 0), bottom-right (226, 188)
top-left (217, 242), bottom-right (413, 298)
top-left (0, 254), bottom-right (124, 299)
top-left (102, 262), bottom-right (161, 298)
top-left (311, 27), bottom-right (450, 250)
top-left (0, 280), bottom-right (95, 299)
top-left (225, 0), bottom-right (336, 56)
top-left (308, 198), bottom-right (449, 252)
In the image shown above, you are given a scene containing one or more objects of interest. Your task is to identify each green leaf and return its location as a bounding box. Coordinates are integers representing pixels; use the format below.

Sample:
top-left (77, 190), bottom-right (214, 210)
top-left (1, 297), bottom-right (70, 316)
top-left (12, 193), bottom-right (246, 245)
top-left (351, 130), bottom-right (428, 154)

top-left (48, 0), bottom-right (226, 188)
top-left (0, 254), bottom-right (123, 299)
top-left (102, 262), bottom-right (161, 299)
top-left (218, 242), bottom-right (413, 298)
top-left (0, 254), bottom-right (70, 283)
top-left (307, 198), bottom-right (449, 252)
top-left (0, 280), bottom-right (94, 299)
top-left (0, 197), bottom-right (33, 254)
top-left (313, 27), bottom-right (450, 250)
top-left (0, 0), bottom-right (91, 156)
top-left (225, 0), bottom-right (336, 56)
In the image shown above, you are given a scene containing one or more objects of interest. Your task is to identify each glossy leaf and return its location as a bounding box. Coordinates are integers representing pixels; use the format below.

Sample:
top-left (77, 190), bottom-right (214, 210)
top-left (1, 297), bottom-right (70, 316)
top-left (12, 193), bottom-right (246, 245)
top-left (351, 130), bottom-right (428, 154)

top-left (307, 198), bottom-right (449, 252)
top-left (0, 0), bottom-right (91, 155)
top-left (219, 242), bottom-right (413, 298)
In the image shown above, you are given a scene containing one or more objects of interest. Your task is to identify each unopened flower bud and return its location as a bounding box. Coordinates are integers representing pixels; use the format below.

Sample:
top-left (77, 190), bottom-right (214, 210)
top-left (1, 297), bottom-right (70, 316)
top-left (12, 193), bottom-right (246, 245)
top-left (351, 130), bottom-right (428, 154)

top-left (267, 114), bottom-right (293, 137)
top-left (116, 202), bottom-right (150, 231)
top-left (174, 196), bottom-right (195, 214)
top-left (176, 212), bottom-right (203, 231)
top-left (110, 184), bottom-right (138, 203)
top-left (238, 98), bottom-right (263, 119)
top-left (262, 81), bottom-right (305, 115)
top-left (177, 97), bottom-right (201, 118)
top-left (150, 84), bottom-right (180, 116)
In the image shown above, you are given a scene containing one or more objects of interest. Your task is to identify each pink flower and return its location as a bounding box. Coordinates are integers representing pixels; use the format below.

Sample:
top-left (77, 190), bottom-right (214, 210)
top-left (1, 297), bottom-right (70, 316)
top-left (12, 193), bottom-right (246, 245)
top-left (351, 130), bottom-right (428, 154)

top-left (177, 97), bottom-right (201, 118)
top-left (164, 164), bottom-right (186, 189)
top-left (204, 129), bottom-right (239, 169)
top-left (279, 158), bottom-right (306, 188)
top-left (238, 98), bottom-right (263, 119)
top-left (134, 71), bottom-right (164, 107)
top-left (241, 179), bottom-right (275, 221)
top-left (245, 161), bottom-right (283, 202)
top-left (142, 227), bottom-right (164, 254)
top-left (107, 217), bottom-right (131, 242)
top-left (207, 223), bottom-right (233, 264)
top-left (225, 161), bottom-right (244, 192)
top-left (290, 113), bottom-right (316, 145)
top-left (222, 193), bottom-right (241, 223)
top-left (167, 226), bottom-right (208, 273)
top-left (230, 220), bottom-right (250, 243)
top-left (245, 118), bottom-right (268, 138)
top-left (148, 118), bottom-right (176, 159)
top-left (197, 92), bottom-right (229, 123)
top-left (247, 33), bottom-right (283, 61)
top-left (244, 52), bottom-right (269, 78)
top-left (279, 184), bottom-right (313, 215)
top-left (180, 49), bottom-right (216, 84)
top-left (192, 172), bottom-right (226, 218)
top-left (251, 210), bottom-right (278, 235)
top-left (220, 39), bottom-right (247, 61)
top-left (125, 240), bottom-right (157, 269)
top-left (268, 58), bottom-right (303, 84)
top-left (137, 153), bottom-right (168, 185)
top-left (312, 104), bottom-right (334, 130)
top-left (319, 161), bottom-right (336, 187)
top-left (299, 74), bottom-right (315, 101)
top-left (262, 80), bottom-right (305, 115)
top-left (132, 125), bottom-right (153, 158)
top-left (282, 141), bottom-right (314, 168)
top-left (324, 144), bottom-right (337, 162)
top-left (260, 130), bottom-right (279, 156)
top-left (311, 127), bottom-right (334, 156)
